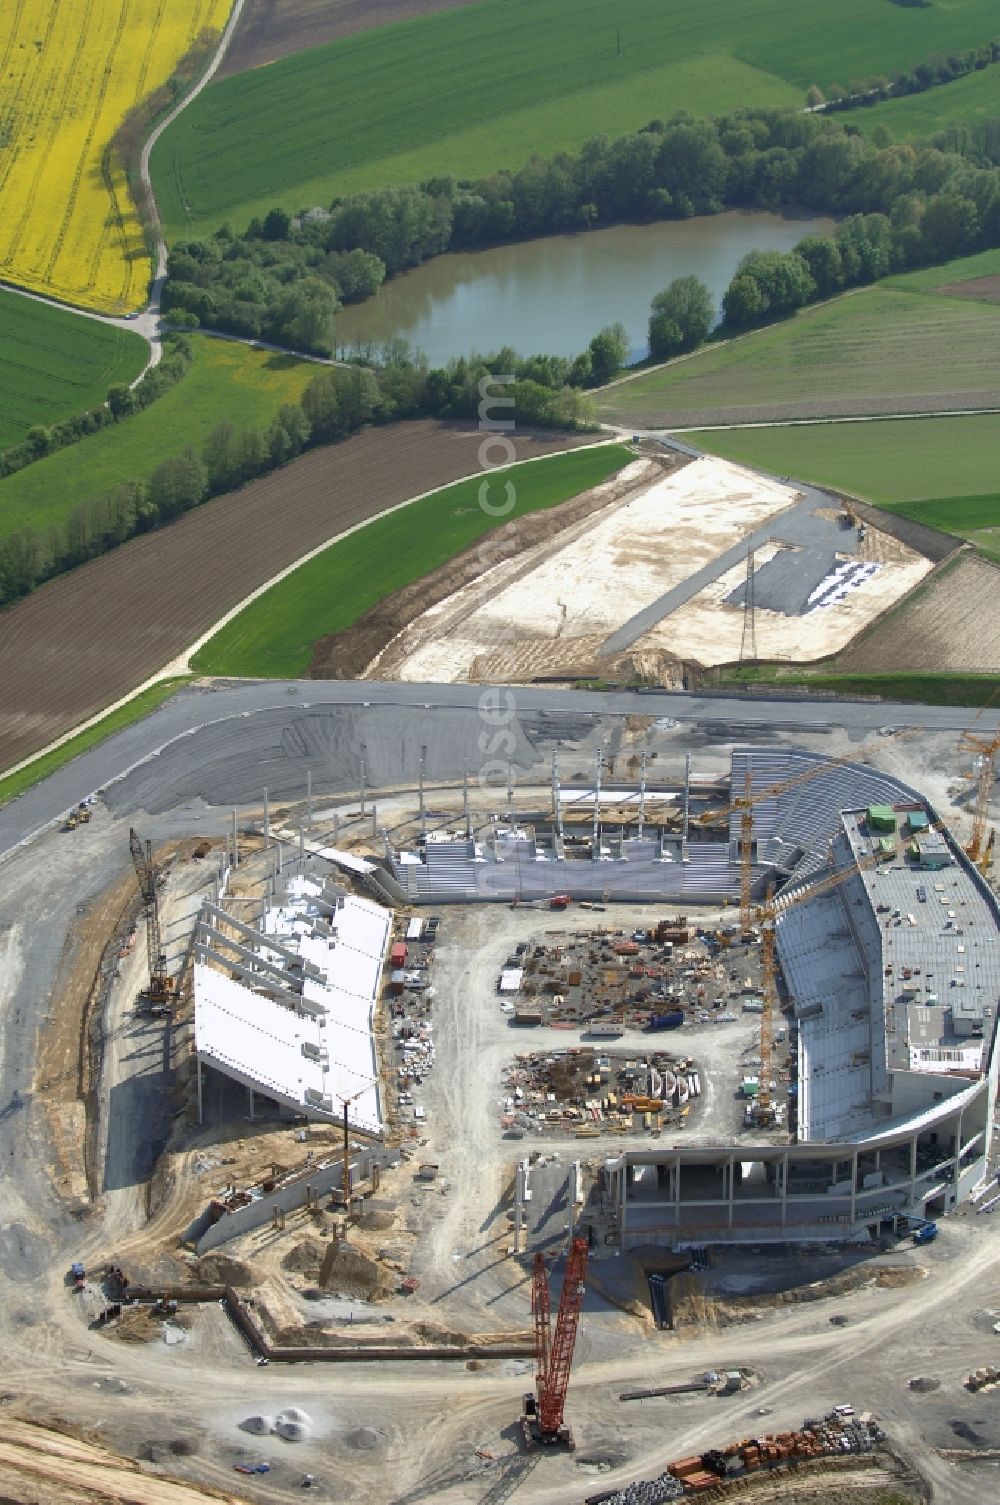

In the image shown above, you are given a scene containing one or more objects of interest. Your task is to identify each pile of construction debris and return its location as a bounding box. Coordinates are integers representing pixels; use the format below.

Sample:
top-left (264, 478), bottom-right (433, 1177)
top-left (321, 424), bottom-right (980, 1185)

top-left (500, 1049), bottom-right (699, 1139)
top-left (590, 1410), bottom-right (885, 1502)
top-left (499, 922), bottom-right (759, 1032)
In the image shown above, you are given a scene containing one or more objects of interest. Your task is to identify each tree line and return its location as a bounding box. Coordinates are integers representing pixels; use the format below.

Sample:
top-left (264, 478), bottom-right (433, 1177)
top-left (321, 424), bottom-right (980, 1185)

top-left (0, 336), bottom-right (193, 480)
top-left (807, 34), bottom-right (1000, 113)
top-left (0, 337), bottom-right (611, 610)
top-left (162, 103), bottom-right (1000, 355)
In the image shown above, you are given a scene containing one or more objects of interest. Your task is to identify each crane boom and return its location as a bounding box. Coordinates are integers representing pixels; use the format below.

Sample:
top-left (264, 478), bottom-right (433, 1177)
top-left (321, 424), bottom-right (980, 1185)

top-left (538, 1237), bottom-right (588, 1436)
top-left (531, 1253), bottom-right (551, 1406)
top-left (959, 730), bottom-right (999, 867)
top-left (129, 827), bottom-right (170, 1003)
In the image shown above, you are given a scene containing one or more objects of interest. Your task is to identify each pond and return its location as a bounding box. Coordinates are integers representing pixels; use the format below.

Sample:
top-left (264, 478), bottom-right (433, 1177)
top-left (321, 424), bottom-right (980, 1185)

top-left (333, 210), bottom-right (837, 365)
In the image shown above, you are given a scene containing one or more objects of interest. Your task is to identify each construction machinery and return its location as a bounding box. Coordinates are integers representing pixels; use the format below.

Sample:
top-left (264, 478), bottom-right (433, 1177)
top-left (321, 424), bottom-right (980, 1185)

top-left (128, 827), bottom-right (175, 1008)
top-left (522, 1237), bottom-right (588, 1450)
top-left (745, 827), bottom-right (925, 1127)
top-left (333, 1080), bottom-right (378, 1206)
top-left (958, 728), bottom-right (999, 876)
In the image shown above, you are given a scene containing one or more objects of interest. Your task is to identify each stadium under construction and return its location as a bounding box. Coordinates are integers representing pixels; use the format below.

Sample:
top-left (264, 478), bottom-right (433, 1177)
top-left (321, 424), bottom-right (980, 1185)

top-left (385, 748), bottom-right (1000, 1244)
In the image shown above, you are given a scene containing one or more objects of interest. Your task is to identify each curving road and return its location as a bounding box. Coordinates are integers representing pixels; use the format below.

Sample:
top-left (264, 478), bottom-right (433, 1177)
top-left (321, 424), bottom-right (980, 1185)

top-left (1, 677), bottom-right (997, 864)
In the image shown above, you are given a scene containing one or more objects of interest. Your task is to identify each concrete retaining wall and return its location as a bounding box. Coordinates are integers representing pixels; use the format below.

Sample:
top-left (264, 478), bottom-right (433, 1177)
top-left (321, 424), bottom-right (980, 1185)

top-left (189, 1147), bottom-right (399, 1253)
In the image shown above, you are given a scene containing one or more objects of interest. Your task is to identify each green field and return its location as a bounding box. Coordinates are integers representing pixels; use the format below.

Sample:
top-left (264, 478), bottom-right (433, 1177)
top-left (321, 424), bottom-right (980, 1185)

top-left (0, 336), bottom-right (314, 540)
top-left (687, 413), bottom-right (1000, 504)
top-left (0, 677), bottom-right (190, 797)
top-left (878, 492), bottom-right (1000, 561)
top-left (192, 444), bottom-right (632, 677)
top-left (0, 293), bottom-right (148, 450)
top-left (151, 0), bottom-right (1000, 239)
top-left (856, 63), bottom-right (1000, 143)
top-left (598, 286), bottom-right (1000, 425)
top-left (717, 666), bottom-right (1000, 707)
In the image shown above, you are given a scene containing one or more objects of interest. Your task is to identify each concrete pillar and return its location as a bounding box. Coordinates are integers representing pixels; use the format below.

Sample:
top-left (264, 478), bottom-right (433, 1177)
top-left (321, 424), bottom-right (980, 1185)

top-left (232, 809), bottom-right (239, 867)
top-left (638, 751), bottom-right (646, 841)
top-left (464, 765), bottom-right (471, 838)
top-left (727, 1155), bottom-right (735, 1229)
top-left (307, 770), bottom-right (313, 832)
top-left (683, 754), bottom-right (691, 845)
top-left (419, 745), bottom-right (427, 836)
top-left (910, 1135), bottom-right (917, 1204)
top-left (196, 1054), bottom-right (203, 1125)
top-left (360, 744), bottom-right (367, 816)
top-left (850, 1147), bottom-right (858, 1227)
top-left (248, 1087), bottom-right (255, 1123)
top-left (592, 749), bottom-right (601, 853)
top-left (781, 1150), bottom-right (789, 1228)
top-left (372, 804), bottom-right (377, 837)
top-left (263, 787), bottom-right (270, 845)
top-left (506, 760), bottom-right (514, 825)
top-left (333, 811), bottom-right (340, 842)
top-left (299, 825), bottom-right (305, 862)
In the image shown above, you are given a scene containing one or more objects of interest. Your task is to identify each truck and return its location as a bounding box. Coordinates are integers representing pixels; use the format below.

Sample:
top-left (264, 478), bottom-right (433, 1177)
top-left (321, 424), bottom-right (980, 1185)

top-left (647, 1011), bottom-right (684, 1031)
top-left (69, 1261), bottom-right (86, 1290)
top-left (912, 1219), bottom-right (939, 1245)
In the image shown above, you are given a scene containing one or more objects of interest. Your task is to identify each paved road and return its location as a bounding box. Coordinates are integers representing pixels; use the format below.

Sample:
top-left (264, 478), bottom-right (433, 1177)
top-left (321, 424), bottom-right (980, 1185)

top-left (2, 678), bottom-right (996, 863)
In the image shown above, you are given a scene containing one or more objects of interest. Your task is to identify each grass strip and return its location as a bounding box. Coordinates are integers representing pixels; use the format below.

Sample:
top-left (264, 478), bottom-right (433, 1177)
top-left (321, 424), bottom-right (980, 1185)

top-left (717, 667), bottom-right (1000, 708)
top-left (192, 444), bottom-right (631, 677)
top-left (0, 677), bottom-right (191, 809)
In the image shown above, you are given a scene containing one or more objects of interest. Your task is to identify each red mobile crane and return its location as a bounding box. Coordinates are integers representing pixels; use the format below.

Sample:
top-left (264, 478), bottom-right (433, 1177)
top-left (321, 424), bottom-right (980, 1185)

top-left (522, 1237), bottom-right (588, 1450)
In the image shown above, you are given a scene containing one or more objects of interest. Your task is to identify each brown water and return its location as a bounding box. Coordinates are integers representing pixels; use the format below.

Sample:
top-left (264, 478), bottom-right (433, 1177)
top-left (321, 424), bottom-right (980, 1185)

top-left (333, 210), bottom-right (837, 365)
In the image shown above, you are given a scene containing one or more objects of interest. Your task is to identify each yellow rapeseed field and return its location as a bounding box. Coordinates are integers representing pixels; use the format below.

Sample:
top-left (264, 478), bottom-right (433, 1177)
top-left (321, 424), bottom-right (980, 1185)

top-left (0, 0), bottom-right (230, 314)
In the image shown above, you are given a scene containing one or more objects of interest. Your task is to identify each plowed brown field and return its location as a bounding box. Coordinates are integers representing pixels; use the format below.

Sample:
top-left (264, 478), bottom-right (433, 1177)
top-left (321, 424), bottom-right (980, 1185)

top-left (0, 422), bottom-right (593, 774)
top-left (838, 550), bottom-right (1000, 674)
top-left (219, 0), bottom-right (483, 76)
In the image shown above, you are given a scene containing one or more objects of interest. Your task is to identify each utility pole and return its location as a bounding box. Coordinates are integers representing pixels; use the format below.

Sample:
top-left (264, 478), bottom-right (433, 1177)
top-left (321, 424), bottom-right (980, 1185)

top-left (419, 744), bottom-right (427, 837)
top-left (638, 751), bottom-right (646, 841)
top-left (306, 770), bottom-right (312, 832)
top-left (740, 546), bottom-right (758, 663)
top-left (359, 743), bottom-right (367, 816)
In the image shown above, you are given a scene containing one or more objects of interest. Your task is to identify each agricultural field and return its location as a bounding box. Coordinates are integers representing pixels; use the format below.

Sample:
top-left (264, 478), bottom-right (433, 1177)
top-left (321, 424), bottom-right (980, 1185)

top-left (598, 286), bottom-right (1000, 428)
top-left (855, 63), bottom-right (1000, 143)
top-left (150, 0), bottom-right (1000, 239)
top-left (0, 336), bottom-right (314, 541)
top-left (0, 423), bottom-right (599, 773)
top-left (0, 293), bottom-right (148, 449)
top-left (218, 0), bottom-right (484, 76)
top-left (880, 493), bottom-right (1000, 562)
top-left (192, 443), bottom-right (630, 677)
top-left (687, 413), bottom-right (1000, 508)
top-left (0, 0), bottom-right (230, 313)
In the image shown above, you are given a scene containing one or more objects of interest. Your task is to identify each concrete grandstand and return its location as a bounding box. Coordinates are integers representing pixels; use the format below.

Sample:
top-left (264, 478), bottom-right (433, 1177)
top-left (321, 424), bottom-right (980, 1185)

top-left (583, 750), bottom-right (1000, 1245)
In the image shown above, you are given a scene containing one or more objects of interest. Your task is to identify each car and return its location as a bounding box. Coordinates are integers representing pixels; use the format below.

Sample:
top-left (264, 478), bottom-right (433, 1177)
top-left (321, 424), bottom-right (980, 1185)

top-left (123, 311), bottom-right (139, 320)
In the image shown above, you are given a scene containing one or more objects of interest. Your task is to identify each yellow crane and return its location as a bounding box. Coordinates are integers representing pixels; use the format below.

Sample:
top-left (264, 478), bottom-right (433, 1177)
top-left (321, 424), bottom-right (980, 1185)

top-left (958, 729), bottom-right (999, 875)
top-left (693, 729), bottom-right (919, 935)
top-left (748, 824), bottom-right (931, 1126)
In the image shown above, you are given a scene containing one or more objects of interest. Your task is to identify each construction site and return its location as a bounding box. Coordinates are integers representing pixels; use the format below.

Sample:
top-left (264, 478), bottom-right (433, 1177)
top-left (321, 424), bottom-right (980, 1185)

top-left (364, 450), bottom-right (948, 688)
top-left (0, 686), bottom-right (999, 1504)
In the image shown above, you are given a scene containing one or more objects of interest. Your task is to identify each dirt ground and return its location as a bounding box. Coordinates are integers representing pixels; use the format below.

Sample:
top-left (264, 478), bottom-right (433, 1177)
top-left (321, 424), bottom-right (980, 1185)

top-left (0, 1419), bottom-right (249, 1504)
top-left (933, 275), bottom-right (1000, 306)
top-left (647, 525), bottom-right (929, 669)
top-left (839, 551), bottom-right (1000, 674)
top-left (314, 453), bottom-right (686, 679)
top-left (0, 422), bottom-right (594, 774)
top-left (372, 456), bottom-right (931, 684)
top-left (218, 0), bottom-right (484, 78)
